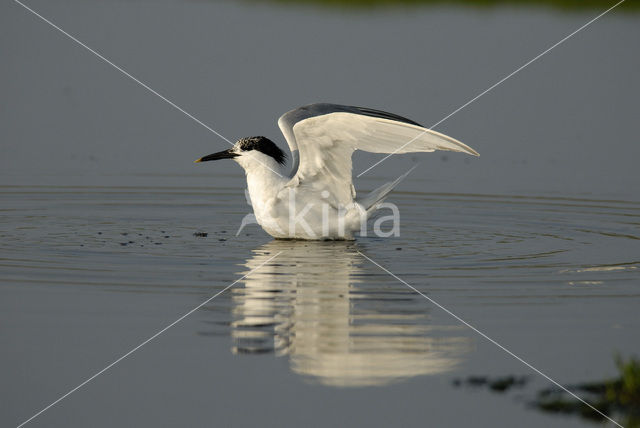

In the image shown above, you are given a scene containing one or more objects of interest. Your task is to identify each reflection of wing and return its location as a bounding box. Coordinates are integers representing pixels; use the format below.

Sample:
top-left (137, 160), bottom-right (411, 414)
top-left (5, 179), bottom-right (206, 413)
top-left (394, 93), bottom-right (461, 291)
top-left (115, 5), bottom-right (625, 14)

top-left (278, 103), bottom-right (479, 205)
top-left (232, 241), bottom-right (471, 387)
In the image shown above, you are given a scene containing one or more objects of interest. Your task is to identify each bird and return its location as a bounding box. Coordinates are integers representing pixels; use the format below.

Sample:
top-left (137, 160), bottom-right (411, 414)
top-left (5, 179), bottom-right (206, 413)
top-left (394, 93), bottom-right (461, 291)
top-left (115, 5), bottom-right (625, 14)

top-left (195, 103), bottom-right (479, 240)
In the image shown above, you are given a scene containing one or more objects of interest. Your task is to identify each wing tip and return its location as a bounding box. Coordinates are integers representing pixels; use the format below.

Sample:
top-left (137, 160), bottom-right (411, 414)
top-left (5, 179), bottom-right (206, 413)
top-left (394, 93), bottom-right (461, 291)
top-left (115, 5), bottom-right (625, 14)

top-left (449, 139), bottom-right (479, 157)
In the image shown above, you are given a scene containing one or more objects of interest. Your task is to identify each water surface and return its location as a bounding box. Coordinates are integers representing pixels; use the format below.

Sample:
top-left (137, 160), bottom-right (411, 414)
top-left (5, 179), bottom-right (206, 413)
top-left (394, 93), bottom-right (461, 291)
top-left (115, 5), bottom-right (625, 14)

top-left (2, 184), bottom-right (638, 427)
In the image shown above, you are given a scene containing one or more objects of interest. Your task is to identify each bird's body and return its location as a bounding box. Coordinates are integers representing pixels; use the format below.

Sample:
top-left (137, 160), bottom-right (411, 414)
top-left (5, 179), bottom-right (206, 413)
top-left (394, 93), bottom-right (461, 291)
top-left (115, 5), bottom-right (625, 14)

top-left (239, 153), bottom-right (364, 239)
top-left (197, 103), bottom-right (479, 240)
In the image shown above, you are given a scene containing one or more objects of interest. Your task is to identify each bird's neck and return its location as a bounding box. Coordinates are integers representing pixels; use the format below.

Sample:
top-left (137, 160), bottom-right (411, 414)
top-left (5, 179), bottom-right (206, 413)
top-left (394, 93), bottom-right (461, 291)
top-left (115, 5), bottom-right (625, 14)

top-left (242, 158), bottom-right (288, 207)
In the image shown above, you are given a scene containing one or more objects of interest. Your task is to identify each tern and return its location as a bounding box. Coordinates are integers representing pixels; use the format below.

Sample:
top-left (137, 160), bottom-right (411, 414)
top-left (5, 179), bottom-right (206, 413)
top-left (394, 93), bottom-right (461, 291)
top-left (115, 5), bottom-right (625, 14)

top-left (196, 103), bottom-right (479, 240)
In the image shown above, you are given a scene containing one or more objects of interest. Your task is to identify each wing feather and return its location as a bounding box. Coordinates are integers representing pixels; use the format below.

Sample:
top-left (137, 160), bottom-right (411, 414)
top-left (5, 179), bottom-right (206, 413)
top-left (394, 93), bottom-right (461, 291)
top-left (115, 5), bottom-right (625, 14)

top-left (278, 103), bottom-right (479, 206)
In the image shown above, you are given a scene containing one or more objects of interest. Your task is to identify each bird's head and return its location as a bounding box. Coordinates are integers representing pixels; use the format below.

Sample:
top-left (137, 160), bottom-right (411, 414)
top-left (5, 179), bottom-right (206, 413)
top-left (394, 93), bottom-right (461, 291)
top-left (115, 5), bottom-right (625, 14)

top-left (195, 136), bottom-right (287, 172)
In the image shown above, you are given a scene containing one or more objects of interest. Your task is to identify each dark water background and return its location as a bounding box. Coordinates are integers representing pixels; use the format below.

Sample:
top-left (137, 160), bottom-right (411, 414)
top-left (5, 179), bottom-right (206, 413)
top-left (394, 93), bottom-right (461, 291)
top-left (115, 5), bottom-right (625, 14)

top-left (1, 0), bottom-right (639, 426)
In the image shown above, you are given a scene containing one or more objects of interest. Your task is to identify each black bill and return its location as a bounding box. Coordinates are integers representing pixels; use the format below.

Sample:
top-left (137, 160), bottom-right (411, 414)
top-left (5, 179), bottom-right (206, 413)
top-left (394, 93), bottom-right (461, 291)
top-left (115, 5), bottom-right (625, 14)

top-left (194, 149), bottom-right (239, 163)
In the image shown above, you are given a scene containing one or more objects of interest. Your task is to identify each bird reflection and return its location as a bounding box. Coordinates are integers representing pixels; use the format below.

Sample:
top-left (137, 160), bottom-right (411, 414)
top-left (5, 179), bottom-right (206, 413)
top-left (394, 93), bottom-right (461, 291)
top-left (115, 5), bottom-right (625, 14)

top-left (231, 241), bottom-right (470, 387)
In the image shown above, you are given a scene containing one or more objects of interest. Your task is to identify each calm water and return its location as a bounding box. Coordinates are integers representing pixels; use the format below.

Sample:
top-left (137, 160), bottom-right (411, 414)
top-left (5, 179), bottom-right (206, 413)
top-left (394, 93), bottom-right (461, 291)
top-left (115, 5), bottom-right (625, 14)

top-left (1, 0), bottom-right (639, 427)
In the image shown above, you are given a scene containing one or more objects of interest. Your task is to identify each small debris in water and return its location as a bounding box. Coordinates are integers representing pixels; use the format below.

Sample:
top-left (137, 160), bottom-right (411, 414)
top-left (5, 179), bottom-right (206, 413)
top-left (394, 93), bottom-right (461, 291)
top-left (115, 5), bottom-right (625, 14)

top-left (97, 232), bottom-right (102, 235)
top-left (219, 238), bottom-right (226, 242)
top-left (452, 375), bottom-right (529, 392)
top-left (155, 242), bottom-right (162, 245)
top-left (396, 247), bottom-right (402, 250)
top-left (164, 235), bottom-right (170, 238)
top-left (120, 243), bottom-right (127, 246)
top-left (121, 232), bottom-right (128, 236)
top-left (193, 232), bottom-right (208, 237)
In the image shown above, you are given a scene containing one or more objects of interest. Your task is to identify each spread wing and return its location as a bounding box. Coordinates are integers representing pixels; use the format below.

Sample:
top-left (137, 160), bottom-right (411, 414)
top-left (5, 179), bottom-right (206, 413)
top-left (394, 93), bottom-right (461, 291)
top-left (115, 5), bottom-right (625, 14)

top-left (277, 103), bottom-right (479, 205)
